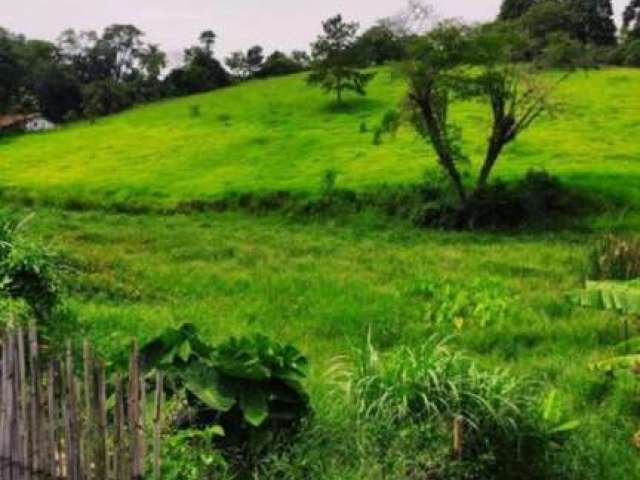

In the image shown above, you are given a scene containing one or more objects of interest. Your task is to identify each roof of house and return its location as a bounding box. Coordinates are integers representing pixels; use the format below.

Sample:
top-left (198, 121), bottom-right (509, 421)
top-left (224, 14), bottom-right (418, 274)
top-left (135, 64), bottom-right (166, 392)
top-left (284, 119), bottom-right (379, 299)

top-left (0, 113), bottom-right (44, 129)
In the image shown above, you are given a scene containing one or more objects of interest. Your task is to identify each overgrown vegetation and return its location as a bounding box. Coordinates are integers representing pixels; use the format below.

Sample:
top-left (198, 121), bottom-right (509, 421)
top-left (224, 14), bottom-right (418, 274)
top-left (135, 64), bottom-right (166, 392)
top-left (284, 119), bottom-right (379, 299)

top-left (140, 324), bottom-right (310, 471)
top-left (588, 235), bottom-right (640, 281)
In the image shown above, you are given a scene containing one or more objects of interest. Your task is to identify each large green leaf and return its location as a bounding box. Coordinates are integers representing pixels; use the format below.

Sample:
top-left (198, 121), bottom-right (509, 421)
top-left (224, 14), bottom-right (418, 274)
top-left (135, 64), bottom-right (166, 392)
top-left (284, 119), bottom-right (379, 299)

top-left (183, 363), bottom-right (235, 412)
top-left (239, 389), bottom-right (269, 427)
top-left (567, 280), bottom-right (640, 315)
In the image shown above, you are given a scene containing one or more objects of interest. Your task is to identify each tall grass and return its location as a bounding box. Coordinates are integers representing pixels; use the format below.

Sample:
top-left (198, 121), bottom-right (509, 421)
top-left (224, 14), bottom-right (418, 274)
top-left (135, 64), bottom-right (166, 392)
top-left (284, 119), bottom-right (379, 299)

top-left (336, 336), bottom-right (574, 479)
top-left (588, 234), bottom-right (640, 281)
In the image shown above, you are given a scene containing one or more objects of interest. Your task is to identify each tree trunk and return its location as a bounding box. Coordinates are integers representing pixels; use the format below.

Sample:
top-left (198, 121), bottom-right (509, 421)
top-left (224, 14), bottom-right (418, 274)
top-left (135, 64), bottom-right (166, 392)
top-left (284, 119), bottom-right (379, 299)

top-left (476, 138), bottom-right (505, 190)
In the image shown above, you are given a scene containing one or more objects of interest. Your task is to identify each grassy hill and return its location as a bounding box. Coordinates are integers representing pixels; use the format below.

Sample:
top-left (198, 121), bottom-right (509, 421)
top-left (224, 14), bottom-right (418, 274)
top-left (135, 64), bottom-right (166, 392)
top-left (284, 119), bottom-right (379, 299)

top-left (1, 67), bottom-right (639, 210)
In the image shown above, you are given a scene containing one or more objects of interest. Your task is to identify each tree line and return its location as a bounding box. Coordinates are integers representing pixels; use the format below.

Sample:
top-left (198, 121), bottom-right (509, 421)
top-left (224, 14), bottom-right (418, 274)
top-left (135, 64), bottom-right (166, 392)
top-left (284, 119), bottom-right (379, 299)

top-left (1, 0), bottom-right (639, 124)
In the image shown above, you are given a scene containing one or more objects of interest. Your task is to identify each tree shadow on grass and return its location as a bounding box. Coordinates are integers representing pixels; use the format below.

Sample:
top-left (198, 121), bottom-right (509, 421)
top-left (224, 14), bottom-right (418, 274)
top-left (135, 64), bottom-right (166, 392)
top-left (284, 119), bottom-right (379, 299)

top-left (318, 97), bottom-right (386, 115)
top-left (0, 133), bottom-right (19, 147)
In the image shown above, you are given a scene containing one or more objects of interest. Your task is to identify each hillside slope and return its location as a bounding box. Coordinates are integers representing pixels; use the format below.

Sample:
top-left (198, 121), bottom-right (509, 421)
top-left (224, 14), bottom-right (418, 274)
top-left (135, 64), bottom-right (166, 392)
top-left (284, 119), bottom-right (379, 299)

top-left (0, 68), bottom-right (638, 208)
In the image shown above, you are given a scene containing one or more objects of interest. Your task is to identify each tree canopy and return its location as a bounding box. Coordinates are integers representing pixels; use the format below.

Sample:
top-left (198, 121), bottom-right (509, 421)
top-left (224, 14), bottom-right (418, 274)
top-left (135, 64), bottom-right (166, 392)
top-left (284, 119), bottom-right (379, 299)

top-left (624, 0), bottom-right (640, 38)
top-left (498, 0), bottom-right (617, 46)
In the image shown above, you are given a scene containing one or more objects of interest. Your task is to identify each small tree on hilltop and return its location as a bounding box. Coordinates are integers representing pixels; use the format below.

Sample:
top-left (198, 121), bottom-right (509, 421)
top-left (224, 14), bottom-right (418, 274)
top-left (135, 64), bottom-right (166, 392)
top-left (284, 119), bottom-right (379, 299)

top-left (395, 22), bottom-right (565, 204)
top-left (308, 15), bottom-right (375, 103)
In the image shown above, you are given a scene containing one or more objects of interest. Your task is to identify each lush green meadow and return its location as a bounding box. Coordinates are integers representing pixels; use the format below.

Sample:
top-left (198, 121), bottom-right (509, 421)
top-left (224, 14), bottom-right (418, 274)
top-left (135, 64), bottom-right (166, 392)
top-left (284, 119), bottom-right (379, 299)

top-left (17, 208), bottom-right (639, 477)
top-left (1, 67), bottom-right (640, 477)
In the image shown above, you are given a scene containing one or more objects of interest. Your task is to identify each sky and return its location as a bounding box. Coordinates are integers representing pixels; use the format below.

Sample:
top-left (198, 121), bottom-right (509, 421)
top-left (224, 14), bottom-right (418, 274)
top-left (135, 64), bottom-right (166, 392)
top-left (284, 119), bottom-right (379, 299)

top-left (1, 0), bottom-right (630, 64)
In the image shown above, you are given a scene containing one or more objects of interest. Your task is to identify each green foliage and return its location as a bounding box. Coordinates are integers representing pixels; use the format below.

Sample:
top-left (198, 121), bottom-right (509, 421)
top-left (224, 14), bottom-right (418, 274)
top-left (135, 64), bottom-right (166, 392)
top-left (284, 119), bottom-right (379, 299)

top-left (0, 218), bottom-right (61, 321)
top-left (160, 426), bottom-right (227, 480)
top-left (589, 235), bottom-right (640, 281)
top-left (343, 337), bottom-right (577, 479)
top-left (411, 276), bottom-right (515, 329)
top-left (308, 15), bottom-right (376, 103)
top-left (141, 325), bottom-right (310, 458)
top-left (538, 32), bottom-right (588, 69)
top-left (413, 169), bottom-right (590, 230)
top-left (624, 0), bottom-right (640, 38)
top-left (568, 280), bottom-right (640, 315)
top-left (353, 24), bottom-right (406, 66)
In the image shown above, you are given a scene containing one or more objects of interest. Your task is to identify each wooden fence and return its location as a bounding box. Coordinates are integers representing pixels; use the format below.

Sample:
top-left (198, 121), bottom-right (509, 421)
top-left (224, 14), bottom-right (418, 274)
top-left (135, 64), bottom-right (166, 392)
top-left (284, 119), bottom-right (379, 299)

top-left (0, 326), bottom-right (164, 480)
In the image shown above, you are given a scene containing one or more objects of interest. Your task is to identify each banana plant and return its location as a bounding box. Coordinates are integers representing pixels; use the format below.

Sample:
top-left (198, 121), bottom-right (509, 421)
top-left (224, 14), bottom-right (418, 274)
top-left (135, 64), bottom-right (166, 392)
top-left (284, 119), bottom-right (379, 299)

top-left (568, 280), bottom-right (640, 370)
top-left (568, 280), bottom-right (640, 342)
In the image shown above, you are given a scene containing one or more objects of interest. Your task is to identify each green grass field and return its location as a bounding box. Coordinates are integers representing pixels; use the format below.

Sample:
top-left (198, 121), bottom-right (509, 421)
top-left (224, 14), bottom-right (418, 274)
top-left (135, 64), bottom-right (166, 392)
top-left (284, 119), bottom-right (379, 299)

top-left (1, 67), bottom-right (640, 478)
top-left (1, 68), bottom-right (639, 209)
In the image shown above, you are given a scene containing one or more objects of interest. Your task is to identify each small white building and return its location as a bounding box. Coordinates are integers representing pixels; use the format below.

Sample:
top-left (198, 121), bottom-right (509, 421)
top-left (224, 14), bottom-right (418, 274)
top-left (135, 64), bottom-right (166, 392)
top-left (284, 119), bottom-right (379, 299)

top-left (24, 115), bottom-right (56, 132)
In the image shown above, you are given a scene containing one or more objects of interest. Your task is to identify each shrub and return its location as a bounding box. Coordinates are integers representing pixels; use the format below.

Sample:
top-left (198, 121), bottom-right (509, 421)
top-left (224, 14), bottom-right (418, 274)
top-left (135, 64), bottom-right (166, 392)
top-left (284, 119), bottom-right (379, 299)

top-left (414, 170), bottom-right (590, 230)
top-left (537, 33), bottom-right (585, 69)
top-left (141, 325), bottom-right (311, 466)
top-left (0, 219), bottom-right (62, 320)
top-left (160, 426), bottom-right (228, 480)
top-left (588, 235), bottom-right (640, 281)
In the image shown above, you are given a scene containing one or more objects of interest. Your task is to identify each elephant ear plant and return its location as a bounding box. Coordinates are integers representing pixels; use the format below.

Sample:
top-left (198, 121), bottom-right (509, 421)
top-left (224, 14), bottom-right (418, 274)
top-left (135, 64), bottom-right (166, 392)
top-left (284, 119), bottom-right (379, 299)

top-left (140, 324), bottom-right (311, 462)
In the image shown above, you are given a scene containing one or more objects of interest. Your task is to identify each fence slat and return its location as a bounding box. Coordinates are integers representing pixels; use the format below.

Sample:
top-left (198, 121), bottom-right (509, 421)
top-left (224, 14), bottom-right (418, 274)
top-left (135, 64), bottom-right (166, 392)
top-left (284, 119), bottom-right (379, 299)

top-left (17, 327), bottom-right (29, 480)
top-left (1, 334), bottom-right (9, 479)
top-left (47, 362), bottom-right (58, 479)
top-left (28, 324), bottom-right (41, 476)
top-left (114, 373), bottom-right (126, 480)
top-left (93, 362), bottom-right (107, 480)
top-left (153, 371), bottom-right (163, 480)
top-left (65, 342), bottom-right (82, 480)
top-left (83, 340), bottom-right (93, 480)
top-left (128, 342), bottom-right (143, 480)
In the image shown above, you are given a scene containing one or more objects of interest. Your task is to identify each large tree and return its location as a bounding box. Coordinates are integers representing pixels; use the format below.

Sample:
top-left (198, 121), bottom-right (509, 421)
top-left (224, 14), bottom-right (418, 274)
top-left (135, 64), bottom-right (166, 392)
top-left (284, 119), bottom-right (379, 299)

top-left (99, 24), bottom-right (145, 81)
top-left (224, 45), bottom-right (264, 79)
top-left (498, 0), bottom-right (538, 20)
top-left (499, 0), bottom-right (617, 45)
top-left (570, 0), bottom-right (617, 45)
top-left (354, 24), bottom-right (406, 66)
top-left (307, 15), bottom-right (375, 103)
top-left (624, 0), bottom-right (640, 38)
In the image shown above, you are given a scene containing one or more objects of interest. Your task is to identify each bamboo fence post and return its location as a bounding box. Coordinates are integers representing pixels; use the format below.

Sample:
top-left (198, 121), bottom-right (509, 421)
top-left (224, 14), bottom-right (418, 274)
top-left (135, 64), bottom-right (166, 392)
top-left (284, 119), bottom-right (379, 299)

top-left (9, 332), bottom-right (20, 480)
top-left (65, 341), bottom-right (82, 480)
top-left (128, 342), bottom-right (143, 480)
top-left (17, 327), bottom-right (30, 480)
top-left (453, 415), bottom-right (464, 460)
top-left (153, 372), bottom-right (163, 480)
top-left (140, 374), bottom-right (146, 474)
top-left (0, 333), bottom-right (9, 479)
top-left (114, 373), bottom-right (126, 480)
top-left (28, 324), bottom-right (41, 476)
top-left (47, 363), bottom-right (58, 479)
top-left (83, 340), bottom-right (93, 480)
top-left (93, 361), bottom-right (108, 480)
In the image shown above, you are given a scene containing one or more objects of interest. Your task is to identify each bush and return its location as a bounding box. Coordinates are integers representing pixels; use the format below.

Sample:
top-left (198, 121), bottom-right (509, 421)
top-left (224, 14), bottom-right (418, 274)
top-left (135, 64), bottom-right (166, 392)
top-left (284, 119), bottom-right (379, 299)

top-left (623, 39), bottom-right (640, 67)
top-left (141, 325), bottom-right (311, 468)
top-left (588, 235), bottom-right (640, 281)
top-left (414, 170), bottom-right (591, 230)
top-left (0, 219), bottom-right (61, 320)
top-left (537, 33), bottom-right (586, 69)
top-left (160, 426), bottom-right (228, 480)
